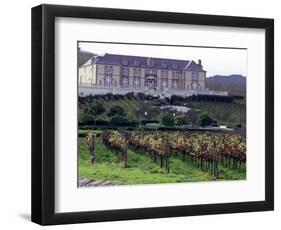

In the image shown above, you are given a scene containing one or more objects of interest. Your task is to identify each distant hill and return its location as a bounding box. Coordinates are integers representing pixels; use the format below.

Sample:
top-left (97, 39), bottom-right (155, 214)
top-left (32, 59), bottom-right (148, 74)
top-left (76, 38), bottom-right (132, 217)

top-left (78, 48), bottom-right (96, 67)
top-left (206, 74), bottom-right (246, 97)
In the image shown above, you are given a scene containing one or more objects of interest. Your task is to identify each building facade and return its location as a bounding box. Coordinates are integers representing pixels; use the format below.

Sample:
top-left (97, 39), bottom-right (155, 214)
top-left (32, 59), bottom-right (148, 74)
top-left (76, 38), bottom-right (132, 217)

top-left (78, 53), bottom-right (227, 97)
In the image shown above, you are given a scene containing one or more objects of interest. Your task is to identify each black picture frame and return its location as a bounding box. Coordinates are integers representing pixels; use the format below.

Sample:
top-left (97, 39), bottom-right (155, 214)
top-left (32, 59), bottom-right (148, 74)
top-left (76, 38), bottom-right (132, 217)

top-left (31, 4), bottom-right (274, 225)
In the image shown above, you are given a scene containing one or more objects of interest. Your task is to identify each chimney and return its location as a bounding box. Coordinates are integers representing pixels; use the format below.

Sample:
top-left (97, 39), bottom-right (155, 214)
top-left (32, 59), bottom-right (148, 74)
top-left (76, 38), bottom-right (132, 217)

top-left (198, 59), bottom-right (202, 66)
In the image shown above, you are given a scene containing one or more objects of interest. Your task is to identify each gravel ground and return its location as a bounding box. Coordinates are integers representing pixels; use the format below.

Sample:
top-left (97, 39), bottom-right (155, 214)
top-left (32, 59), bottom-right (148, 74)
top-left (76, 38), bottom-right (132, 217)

top-left (78, 178), bottom-right (120, 187)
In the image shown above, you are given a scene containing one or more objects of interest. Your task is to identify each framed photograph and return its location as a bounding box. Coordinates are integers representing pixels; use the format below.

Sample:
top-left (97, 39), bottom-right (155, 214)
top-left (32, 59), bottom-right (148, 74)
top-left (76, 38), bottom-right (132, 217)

top-left (31, 4), bottom-right (274, 225)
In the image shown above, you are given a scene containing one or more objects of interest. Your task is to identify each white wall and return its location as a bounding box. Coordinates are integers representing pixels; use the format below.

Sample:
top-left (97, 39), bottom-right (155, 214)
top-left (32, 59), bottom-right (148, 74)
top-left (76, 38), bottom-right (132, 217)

top-left (0, 0), bottom-right (279, 229)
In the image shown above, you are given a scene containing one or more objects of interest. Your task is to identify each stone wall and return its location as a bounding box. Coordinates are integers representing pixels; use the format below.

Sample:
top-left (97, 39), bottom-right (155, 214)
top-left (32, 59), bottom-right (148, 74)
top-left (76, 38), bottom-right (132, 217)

top-left (79, 84), bottom-right (228, 98)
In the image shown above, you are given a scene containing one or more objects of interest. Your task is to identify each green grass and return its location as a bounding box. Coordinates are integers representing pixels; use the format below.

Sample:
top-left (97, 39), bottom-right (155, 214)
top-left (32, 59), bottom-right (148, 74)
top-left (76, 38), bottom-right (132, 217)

top-left (218, 165), bottom-right (246, 180)
top-left (79, 129), bottom-right (103, 135)
top-left (78, 138), bottom-right (246, 185)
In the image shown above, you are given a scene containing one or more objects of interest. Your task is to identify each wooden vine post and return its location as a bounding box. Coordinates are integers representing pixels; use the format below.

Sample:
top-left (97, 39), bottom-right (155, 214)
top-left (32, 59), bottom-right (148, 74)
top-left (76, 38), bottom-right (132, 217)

top-left (212, 141), bottom-right (219, 179)
top-left (122, 132), bottom-right (129, 168)
top-left (164, 137), bottom-right (171, 173)
top-left (85, 130), bottom-right (96, 164)
top-left (123, 137), bottom-right (128, 168)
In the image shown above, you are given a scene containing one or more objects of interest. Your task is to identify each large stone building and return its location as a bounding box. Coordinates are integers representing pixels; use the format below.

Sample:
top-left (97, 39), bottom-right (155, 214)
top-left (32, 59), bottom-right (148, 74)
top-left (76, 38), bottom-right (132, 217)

top-left (79, 53), bottom-right (227, 97)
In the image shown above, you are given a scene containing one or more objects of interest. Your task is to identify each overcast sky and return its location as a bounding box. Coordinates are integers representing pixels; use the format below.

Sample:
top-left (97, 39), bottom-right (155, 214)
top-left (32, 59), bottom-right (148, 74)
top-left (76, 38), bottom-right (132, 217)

top-left (79, 42), bottom-right (247, 78)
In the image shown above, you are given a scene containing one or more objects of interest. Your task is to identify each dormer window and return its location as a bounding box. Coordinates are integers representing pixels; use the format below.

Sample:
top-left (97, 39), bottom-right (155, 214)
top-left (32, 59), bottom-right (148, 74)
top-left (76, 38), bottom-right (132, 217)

top-left (173, 62), bottom-right (177, 69)
top-left (122, 59), bottom-right (128, 65)
top-left (147, 58), bottom-right (150, 67)
top-left (134, 59), bottom-right (140, 66)
top-left (162, 63), bottom-right (167, 69)
top-left (147, 58), bottom-right (154, 67)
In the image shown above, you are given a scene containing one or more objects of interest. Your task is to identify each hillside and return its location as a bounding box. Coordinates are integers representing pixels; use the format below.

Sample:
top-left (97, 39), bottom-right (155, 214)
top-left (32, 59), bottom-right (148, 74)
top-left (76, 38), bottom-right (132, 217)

top-left (79, 96), bottom-right (246, 129)
top-left (78, 48), bottom-right (96, 67)
top-left (189, 101), bottom-right (246, 128)
top-left (206, 74), bottom-right (246, 97)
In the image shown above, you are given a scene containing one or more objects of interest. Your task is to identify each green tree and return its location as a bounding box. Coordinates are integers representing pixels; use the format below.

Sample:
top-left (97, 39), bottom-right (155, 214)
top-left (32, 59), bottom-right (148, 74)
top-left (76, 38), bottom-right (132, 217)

top-left (176, 115), bottom-right (187, 126)
top-left (108, 105), bottom-right (126, 117)
top-left (162, 114), bottom-right (175, 126)
top-left (78, 111), bottom-right (92, 125)
top-left (90, 102), bottom-right (105, 116)
top-left (84, 102), bottom-right (105, 125)
top-left (199, 113), bottom-right (214, 127)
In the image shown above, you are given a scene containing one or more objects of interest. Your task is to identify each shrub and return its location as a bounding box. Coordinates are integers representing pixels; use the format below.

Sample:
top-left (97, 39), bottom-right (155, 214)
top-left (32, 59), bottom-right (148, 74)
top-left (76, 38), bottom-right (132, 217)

top-left (136, 92), bottom-right (146, 100)
top-left (125, 92), bottom-right (135, 100)
top-left (109, 116), bottom-right (138, 126)
top-left (108, 105), bottom-right (126, 117)
top-left (157, 127), bottom-right (183, 131)
top-left (103, 93), bottom-right (114, 101)
top-left (170, 95), bottom-right (185, 105)
top-left (85, 102), bottom-right (105, 116)
top-left (78, 112), bottom-right (92, 124)
top-left (79, 119), bottom-right (109, 126)
top-left (176, 115), bottom-right (187, 126)
top-left (113, 94), bottom-right (125, 100)
top-left (233, 95), bottom-right (244, 100)
top-left (161, 114), bottom-right (175, 126)
top-left (199, 113), bottom-right (215, 127)
top-left (186, 94), bottom-right (234, 103)
top-left (140, 119), bottom-right (159, 125)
